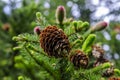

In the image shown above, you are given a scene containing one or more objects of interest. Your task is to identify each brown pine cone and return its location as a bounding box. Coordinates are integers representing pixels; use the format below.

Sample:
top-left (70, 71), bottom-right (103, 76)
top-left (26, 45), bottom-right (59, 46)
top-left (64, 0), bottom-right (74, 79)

top-left (92, 44), bottom-right (104, 59)
top-left (93, 57), bottom-right (109, 67)
top-left (2, 23), bottom-right (10, 31)
top-left (70, 50), bottom-right (89, 68)
top-left (102, 67), bottom-right (114, 77)
top-left (40, 26), bottom-right (70, 58)
top-left (108, 77), bottom-right (120, 80)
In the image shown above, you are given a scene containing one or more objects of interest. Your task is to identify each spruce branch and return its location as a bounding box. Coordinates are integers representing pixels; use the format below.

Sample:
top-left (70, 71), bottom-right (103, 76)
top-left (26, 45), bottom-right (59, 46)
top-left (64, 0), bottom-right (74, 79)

top-left (36, 12), bottom-right (49, 27)
top-left (58, 58), bottom-right (72, 80)
top-left (71, 39), bottom-right (82, 48)
top-left (27, 43), bottom-right (46, 56)
top-left (10, 4), bottom-right (119, 80)
top-left (12, 36), bottom-right (39, 43)
top-left (15, 55), bottom-right (39, 80)
top-left (91, 62), bottom-right (111, 73)
top-left (24, 44), bottom-right (60, 80)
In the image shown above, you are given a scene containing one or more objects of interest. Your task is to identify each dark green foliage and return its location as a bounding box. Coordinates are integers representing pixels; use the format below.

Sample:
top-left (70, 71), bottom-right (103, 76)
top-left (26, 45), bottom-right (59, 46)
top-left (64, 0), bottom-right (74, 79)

top-left (12, 10), bottom-right (120, 80)
top-left (0, 0), bottom-right (120, 80)
top-left (13, 33), bottom-right (116, 80)
top-left (0, 0), bottom-right (43, 79)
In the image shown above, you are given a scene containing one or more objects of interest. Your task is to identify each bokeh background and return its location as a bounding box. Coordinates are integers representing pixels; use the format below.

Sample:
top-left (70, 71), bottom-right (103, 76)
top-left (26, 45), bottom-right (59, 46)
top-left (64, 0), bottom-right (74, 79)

top-left (0, 0), bottom-right (120, 79)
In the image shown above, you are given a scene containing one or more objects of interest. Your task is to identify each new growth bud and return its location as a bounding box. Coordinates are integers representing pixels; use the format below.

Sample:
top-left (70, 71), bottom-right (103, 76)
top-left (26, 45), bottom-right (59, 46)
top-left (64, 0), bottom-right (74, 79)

top-left (72, 21), bottom-right (89, 32)
top-left (18, 76), bottom-right (24, 80)
top-left (72, 21), bottom-right (78, 27)
top-left (36, 12), bottom-right (41, 19)
top-left (91, 21), bottom-right (108, 32)
top-left (82, 34), bottom-right (96, 53)
top-left (81, 22), bottom-right (89, 29)
top-left (34, 26), bottom-right (41, 35)
top-left (56, 5), bottom-right (66, 24)
top-left (114, 69), bottom-right (120, 76)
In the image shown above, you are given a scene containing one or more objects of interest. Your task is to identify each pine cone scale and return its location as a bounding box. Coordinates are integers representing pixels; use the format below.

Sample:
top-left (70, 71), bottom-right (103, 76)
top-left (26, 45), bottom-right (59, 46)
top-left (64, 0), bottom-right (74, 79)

top-left (40, 26), bottom-right (70, 58)
top-left (70, 50), bottom-right (89, 68)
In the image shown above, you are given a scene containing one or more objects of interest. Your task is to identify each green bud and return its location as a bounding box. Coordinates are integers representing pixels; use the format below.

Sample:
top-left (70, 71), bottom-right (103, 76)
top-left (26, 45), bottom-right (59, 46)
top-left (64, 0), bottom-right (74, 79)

top-left (18, 76), bottom-right (24, 80)
top-left (30, 21), bottom-right (36, 28)
top-left (82, 34), bottom-right (96, 53)
top-left (12, 36), bottom-right (27, 41)
top-left (13, 46), bottom-right (22, 51)
top-left (76, 21), bottom-right (83, 31)
top-left (81, 21), bottom-right (89, 29)
top-left (72, 21), bottom-right (89, 32)
top-left (72, 21), bottom-right (78, 31)
top-left (77, 20), bottom-right (83, 25)
top-left (72, 21), bottom-right (78, 27)
top-left (56, 5), bottom-right (66, 24)
top-left (12, 36), bottom-right (20, 41)
top-left (14, 56), bottom-right (23, 62)
top-left (15, 63), bottom-right (25, 69)
top-left (114, 69), bottom-right (120, 76)
top-left (91, 21), bottom-right (108, 32)
top-left (102, 62), bottom-right (111, 69)
top-left (36, 12), bottom-right (41, 18)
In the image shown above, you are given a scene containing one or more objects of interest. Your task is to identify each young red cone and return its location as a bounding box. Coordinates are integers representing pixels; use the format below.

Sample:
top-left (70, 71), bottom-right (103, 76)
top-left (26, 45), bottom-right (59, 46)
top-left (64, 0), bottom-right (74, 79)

top-left (91, 21), bottom-right (108, 32)
top-left (56, 6), bottom-right (66, 24)
top-left (34, 26), bottom-right (41, 35)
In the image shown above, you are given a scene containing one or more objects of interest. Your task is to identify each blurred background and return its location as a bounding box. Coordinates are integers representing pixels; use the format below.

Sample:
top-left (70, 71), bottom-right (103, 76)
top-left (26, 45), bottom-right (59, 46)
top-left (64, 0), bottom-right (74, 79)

top-left (0, 0), bottom-right (120, 79)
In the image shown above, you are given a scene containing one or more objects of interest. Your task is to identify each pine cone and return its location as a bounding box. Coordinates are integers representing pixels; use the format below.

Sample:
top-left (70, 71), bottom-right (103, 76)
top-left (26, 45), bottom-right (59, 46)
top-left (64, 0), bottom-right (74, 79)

top-left (108, 77), bottom-right (120, 80)
top-left (2, 23), bottom-right (10, 31)
top-left (102, 67), bottom-right (114, 77)
top-left (70, 50), bottom-right (89, 68)
top-left (92, 45), bottom-right (104, 59)
top-left (40, 26), bottom-right (70, 58)
top-left (93, 57), bottom-right (109, 67)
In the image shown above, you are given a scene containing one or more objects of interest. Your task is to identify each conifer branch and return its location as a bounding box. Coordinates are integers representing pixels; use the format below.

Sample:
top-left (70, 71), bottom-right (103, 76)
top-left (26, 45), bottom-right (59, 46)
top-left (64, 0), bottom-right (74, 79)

top-left (24, 44), bottom-right (60, 80)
